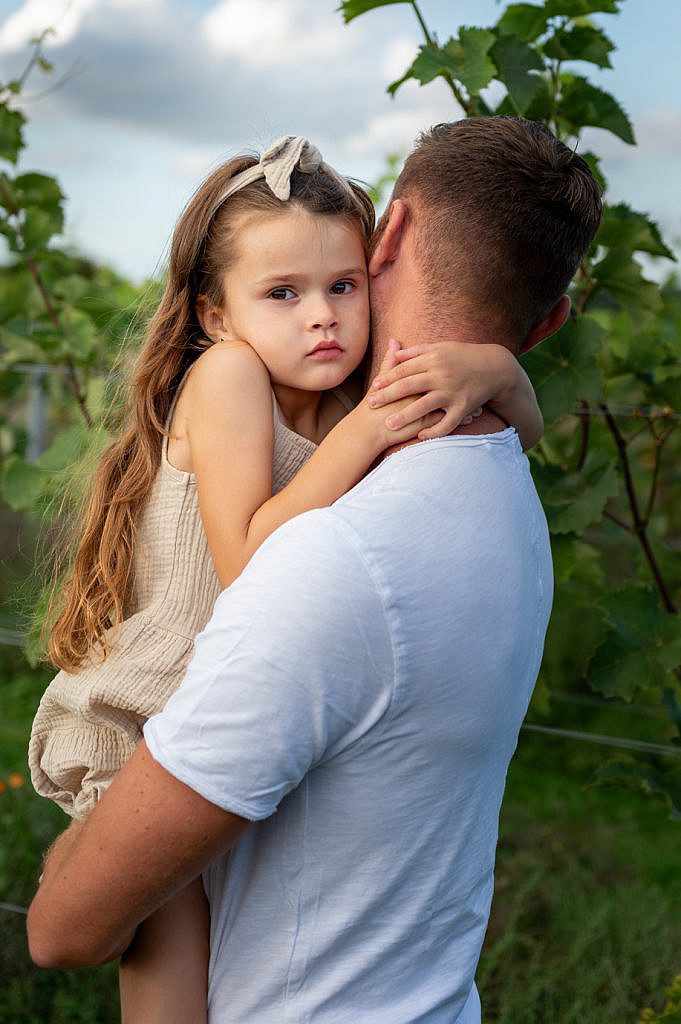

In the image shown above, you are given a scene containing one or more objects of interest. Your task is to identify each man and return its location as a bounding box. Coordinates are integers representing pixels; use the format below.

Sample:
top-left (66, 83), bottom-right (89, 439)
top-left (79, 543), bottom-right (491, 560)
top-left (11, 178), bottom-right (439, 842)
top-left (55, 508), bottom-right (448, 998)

top-left (28, 117), bottom-right (601, 1022)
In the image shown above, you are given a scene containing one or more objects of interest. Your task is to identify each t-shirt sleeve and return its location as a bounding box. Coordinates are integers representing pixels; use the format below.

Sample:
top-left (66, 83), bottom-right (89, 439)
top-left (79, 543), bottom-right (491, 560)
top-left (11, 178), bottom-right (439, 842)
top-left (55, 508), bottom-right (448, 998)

top-left (143, 510), bottom-right (395, 820)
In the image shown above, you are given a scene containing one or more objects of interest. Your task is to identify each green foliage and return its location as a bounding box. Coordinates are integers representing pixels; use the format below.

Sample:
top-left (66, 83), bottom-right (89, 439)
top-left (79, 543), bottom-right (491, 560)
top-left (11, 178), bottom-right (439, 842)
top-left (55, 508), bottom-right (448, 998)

top-left (639, 974), bottom-right (681, 1023)
top-left (0, 36), bottom-right (147, 679)
top-left (342, 0), bottom-right (681, 812)
top-left (338, 0), bottom-right (410, 23)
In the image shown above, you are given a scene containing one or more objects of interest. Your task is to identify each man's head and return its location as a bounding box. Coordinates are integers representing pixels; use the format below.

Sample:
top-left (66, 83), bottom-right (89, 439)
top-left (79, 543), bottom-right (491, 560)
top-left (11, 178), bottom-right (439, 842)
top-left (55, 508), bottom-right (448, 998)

top-left (369, 116), bottom-right (602, 355)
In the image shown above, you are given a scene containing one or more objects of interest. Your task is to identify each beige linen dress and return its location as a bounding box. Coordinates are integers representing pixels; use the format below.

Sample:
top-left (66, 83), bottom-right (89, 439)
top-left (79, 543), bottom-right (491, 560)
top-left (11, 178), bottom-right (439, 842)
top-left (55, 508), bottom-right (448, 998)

top-left (29, 387), bottom-right (353, 819)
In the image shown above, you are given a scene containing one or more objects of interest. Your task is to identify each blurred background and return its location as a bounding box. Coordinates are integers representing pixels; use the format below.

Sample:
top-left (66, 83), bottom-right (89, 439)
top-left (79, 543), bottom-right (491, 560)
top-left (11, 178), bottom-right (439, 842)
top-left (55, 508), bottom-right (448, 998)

top-left (0, 2), bottom-right (679, 1022)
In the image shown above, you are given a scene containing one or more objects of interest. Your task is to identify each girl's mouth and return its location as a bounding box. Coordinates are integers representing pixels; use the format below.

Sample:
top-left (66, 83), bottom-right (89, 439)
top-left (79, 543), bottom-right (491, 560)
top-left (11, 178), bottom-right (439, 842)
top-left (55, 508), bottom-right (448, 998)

top-left (309, 341), bottom-right (343, 359)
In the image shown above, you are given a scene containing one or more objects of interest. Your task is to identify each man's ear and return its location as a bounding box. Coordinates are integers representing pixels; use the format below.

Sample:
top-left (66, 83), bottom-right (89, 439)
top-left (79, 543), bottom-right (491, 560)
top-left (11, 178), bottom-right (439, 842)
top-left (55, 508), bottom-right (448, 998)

top-left (368, 199), bottom-right (408, 279)
top-left (196, 294), bottom-right (230, 345)
top-left (519, 295), bottom-right (571, 354)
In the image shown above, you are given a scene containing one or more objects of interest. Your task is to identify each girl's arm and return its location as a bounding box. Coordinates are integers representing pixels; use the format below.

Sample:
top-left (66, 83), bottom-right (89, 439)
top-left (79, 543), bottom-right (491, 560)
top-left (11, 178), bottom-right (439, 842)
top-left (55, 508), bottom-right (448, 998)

top-left (185, 341), bottom-right (435, 588)
top-left (366, 341), bottom-right (543, 450)
top-left (119, 879), bottom-right (208, 1024)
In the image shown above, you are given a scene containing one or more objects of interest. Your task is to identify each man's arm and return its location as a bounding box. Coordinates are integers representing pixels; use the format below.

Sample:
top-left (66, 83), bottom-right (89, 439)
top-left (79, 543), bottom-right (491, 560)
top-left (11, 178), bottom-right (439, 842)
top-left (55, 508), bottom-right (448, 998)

top-left (27, 740), bottom-right (249, 969)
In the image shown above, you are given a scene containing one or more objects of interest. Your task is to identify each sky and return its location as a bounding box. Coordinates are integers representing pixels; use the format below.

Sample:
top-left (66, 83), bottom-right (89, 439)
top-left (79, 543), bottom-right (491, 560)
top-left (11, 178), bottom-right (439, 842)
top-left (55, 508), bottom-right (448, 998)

top-left (0, 0), bottom-right (679, 282)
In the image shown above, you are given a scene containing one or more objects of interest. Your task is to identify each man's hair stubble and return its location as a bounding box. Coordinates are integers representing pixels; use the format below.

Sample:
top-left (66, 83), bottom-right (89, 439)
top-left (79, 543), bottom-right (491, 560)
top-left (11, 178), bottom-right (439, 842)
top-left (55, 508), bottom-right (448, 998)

top-left (392, 117), bottom-right (603, 346)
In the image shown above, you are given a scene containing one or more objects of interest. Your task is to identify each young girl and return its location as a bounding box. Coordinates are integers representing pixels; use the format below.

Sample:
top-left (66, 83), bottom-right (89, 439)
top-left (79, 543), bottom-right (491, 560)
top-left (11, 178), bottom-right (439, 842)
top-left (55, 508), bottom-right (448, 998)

top-left (29, 136), bottom-right (543, 1021)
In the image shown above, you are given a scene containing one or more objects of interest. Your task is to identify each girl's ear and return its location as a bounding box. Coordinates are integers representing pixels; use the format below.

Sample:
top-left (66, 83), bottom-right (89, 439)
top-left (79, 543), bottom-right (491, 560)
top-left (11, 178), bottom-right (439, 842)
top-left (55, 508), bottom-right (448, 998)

top-left (196, 294), bottom-right (230, 344)
top-left (368, 199), bottom-right (408, 279)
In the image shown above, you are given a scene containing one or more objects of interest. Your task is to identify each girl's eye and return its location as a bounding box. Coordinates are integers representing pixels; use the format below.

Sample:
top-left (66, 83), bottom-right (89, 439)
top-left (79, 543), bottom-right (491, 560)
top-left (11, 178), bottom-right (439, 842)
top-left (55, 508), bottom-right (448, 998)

top-left (330, 280), bottom-right (354, 295)
top-left (269, 287), bottom-right (296, 300)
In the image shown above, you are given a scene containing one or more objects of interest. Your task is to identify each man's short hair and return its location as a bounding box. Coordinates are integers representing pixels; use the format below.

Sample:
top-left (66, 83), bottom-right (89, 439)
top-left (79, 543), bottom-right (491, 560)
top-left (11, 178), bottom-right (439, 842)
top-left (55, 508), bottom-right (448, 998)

top-left (391, 117), bottom-right (602, 345)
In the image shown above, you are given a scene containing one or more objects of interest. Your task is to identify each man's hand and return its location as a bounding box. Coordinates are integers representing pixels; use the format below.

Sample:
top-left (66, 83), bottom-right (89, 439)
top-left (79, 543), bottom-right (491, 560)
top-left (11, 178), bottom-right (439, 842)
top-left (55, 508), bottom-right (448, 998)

top-left (27, 741), bottom-right (249, 969)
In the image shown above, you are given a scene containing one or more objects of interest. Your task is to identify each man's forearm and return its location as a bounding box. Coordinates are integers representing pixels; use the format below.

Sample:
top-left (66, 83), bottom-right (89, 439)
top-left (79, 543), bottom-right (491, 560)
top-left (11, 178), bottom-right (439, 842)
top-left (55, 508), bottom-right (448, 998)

top-left (29, 816), bottom-right (138, 967)
top-left (27, 741), bottom-right (249, 969)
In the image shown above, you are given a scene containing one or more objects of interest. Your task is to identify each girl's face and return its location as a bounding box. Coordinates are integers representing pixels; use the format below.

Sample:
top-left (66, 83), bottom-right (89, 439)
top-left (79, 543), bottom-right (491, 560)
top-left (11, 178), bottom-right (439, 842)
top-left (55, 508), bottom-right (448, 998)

top-left (218, 209), bottom-right (370, 392)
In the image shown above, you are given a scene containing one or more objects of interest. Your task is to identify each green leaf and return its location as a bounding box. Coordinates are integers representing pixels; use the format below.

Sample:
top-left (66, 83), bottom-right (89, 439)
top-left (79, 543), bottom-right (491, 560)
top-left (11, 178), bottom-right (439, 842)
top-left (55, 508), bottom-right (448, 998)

top-left (552, 535), bottom-right (604, 587)
top-left (491, 33), bottom-right (544, 114)
top-left (0, 170), bottom-right (18, 211)
top-left (661, 687), bottom-right (681, 735)
top-left (0, 105), bottom-right (25, 163)
top-left (579, 150), bottom-right (607, 193)
top-left (591, 249), bottom-right (662, 325)
top-left (63, 308), bottom-right (98, 361)
top-left (13, 171), bottom-right (64, 210)
top-left (0, 454), bottom-right (48, 510)
top-left (0, 215), bottom-right (18, 250)
top-left (543, 25), bottom-right (614, 68)
top-left (338, 0), bottom-right (410, 24)
top-left (36, 425), bottom-right (92, 471)
top-left (388, 44), bottom-right (448, 95)
top-left (541, 449), bottom-right (619, 534)
top-left (594, 758), bottom-right (681, 821)
top-left (496, 3), bottom-right (549, 43)
top-left (498, 76), bottom-right (553, 121)
top-left (22, 206), bottom-right (61, 250)
top-left (521, 314), bottom-right (603, 421)
top-left (588, 586), bottom-right (681, 699)
top-left (0, 326), bottom-right (45, 367)
top-left (597, 204), bottom-right (676, 261)
top-left (560, 74), bottom-right (635, 144)
top-left (53, 273), bottom-right (92, 305)
top-left (544, 0), bottom-right (620, 14)
top-left (388, 40), bottom-right (476, 96)
top-left (457, 27), bottom-right (496, 94)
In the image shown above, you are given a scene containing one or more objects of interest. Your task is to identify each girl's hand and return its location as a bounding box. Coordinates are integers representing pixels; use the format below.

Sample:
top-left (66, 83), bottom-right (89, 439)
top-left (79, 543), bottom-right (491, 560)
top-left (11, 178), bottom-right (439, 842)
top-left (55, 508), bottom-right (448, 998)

top-left (355, 340), bottom-right (443, 451)
top-left (366, 339), bottom-right (540, 446)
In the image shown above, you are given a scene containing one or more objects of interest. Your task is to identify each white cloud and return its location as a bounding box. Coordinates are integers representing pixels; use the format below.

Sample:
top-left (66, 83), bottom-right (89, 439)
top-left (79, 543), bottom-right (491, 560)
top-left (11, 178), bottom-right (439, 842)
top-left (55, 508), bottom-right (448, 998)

top-left (199, 0), bottom-right (351, 68)
top-left (0, 0), bottom-right (97, 52)
top-left (381, 36), bottom-right (416, 83)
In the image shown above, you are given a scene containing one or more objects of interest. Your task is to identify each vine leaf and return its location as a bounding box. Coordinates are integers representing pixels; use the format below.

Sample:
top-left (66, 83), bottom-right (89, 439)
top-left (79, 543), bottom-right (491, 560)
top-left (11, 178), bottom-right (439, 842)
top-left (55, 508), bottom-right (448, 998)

top-left (594, 759), bottom-right (681, 821)
top-left (0, 455), bottom-right (47, 510)
top-left (544, 0), bottom-right (620, 15)
top-left (0, 106), bottom-right (25, 163)
top-left (491, 33), bottom-right (544, 113)
top-left (538, 450), bottom-right (619, 535)
top-left (388, 44), bottom-right (452, 96)
top-left (591, 249), bottom-right (662, 326)
top-left (521, 314), bottom-right (603, 422)
top-left (597, 204), bottom-right (676, 260)
top-left (551, 535), bottom-right (604, 588)
top-left (588, 586), bottom-right (681, 699)
top-left (0, 426), bottom-right (100, 511)
top-left (338, 0), bottom-right (410, 24)
top-left (559, 75), bottom-right (635, 144)
top-left (33, 424), bottom-right (92, 471)
top-left (579, 150), bottom-right (607, 193)
top-left (495, 3), bottom-right (549, 43)
top-left (456, 28), bottom-right (496, 95)
top-left (388, 31), bottom-right (496, 98)
top-left (543, 25), bottom-right (614, 68)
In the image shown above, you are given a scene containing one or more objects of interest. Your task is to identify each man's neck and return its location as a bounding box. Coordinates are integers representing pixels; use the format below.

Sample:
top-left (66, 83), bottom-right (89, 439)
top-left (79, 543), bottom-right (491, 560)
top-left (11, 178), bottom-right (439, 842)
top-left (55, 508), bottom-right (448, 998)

top-left (371, 313), bottom-right (510, 456)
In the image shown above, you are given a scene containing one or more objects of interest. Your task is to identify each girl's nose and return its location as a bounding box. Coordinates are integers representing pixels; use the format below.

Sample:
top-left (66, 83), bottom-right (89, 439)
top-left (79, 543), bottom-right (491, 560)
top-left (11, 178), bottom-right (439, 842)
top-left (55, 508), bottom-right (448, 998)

top-left (308, 297), bottom-right (338, 331)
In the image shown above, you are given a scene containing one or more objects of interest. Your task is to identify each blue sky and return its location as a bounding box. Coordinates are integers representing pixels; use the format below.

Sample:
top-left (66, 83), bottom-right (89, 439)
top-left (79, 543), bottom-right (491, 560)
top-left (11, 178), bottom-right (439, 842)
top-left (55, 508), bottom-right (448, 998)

top-left (0, 0), bottom-right (679, 282)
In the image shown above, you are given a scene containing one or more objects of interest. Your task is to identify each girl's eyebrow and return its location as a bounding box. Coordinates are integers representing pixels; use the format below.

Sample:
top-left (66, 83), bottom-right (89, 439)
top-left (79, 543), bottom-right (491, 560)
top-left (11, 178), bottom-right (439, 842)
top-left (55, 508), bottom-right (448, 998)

top-left (254, 265), bottom-right (367, 287)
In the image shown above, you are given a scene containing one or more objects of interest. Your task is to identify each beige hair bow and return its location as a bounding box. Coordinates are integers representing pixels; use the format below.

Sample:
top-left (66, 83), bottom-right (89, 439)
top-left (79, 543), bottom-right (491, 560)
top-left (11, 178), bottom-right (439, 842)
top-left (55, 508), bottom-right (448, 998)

top-left (214, 135), bottom-right (324, 208)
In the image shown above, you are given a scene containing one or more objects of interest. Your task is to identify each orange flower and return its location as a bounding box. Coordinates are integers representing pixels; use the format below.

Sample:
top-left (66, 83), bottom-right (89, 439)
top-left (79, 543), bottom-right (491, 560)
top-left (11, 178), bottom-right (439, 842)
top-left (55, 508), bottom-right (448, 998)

top-left (0, 780), bottom-right (6, 794)
top-left (8, 773), bottom-right (24, 789)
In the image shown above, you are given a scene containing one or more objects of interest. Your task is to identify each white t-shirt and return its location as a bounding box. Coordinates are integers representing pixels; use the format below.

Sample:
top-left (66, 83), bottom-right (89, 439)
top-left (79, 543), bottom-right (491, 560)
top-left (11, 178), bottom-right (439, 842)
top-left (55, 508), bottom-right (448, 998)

top-left (144, 429), bottom-right (553, 1024)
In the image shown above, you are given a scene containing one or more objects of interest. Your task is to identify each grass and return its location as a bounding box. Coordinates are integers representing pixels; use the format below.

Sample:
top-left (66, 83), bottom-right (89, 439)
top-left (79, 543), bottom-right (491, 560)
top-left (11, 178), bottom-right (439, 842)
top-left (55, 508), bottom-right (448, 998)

top-left (1, 663), bottom-right (679, 1023)
top-left (479, 731), bottom-right (681, 1023)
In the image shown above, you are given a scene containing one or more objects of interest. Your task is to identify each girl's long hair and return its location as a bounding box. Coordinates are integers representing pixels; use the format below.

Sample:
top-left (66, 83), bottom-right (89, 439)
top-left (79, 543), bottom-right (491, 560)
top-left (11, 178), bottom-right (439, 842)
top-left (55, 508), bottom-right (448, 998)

top-left (48, 155), bottom-right (375, 672)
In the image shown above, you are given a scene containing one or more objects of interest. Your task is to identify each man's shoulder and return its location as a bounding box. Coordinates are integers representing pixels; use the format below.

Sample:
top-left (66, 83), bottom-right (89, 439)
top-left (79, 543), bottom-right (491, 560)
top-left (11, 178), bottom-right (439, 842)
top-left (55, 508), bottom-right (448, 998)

top-left (242, 507), bottom-right (378, 600)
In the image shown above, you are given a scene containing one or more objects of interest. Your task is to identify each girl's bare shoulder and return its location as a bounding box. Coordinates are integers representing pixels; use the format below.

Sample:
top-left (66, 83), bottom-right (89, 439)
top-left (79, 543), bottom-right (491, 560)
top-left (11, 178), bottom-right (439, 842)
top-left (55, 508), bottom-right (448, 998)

top-left (184, 341), bottom-right (270, 405)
